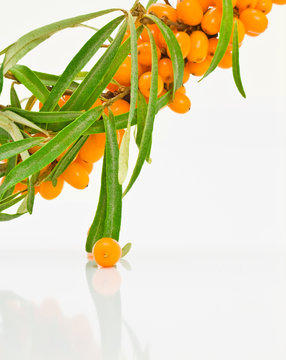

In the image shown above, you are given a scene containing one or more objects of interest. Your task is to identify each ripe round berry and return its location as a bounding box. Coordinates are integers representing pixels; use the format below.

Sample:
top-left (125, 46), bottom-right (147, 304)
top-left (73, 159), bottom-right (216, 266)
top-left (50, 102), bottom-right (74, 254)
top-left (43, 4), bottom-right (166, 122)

top-left (92, 237), bottom-right (122, 268)
top-left (148, 3), bottom-right (178, 22)
top-left (187, 30), bottom-right (209, 63)
top-left (167, 32), bottom-right (191, 59)
top-left (187, 58), bottom-right (211, 76)
top-left (177, 86), bottom-right (186, 94)
top-left (272, 0), bottom-right (286, 4)
top-left (140, 24), bottom-right (160, 44)
top-left (168, 92), bottom-right (191, 114)
top-left (239, 8), bottom-right (268, 36)
top-left (176, 0), bottom-right (204, 26)
top-left (183, 65), bottom-right (191, 83)
top-left (197, 0), bottom-right (213, 12)
top-left (106, 83), bottom-right (119, 92)
top-left (62, 162), bottom-right (89, 190)
top-left (218, 49), bottom-right (233, 68)
top-left (109, 99), bottom-right (130, 115)
top-left (114, 55), bottom-right (143, 86)
top-left (13, 182), bottom-right (28, 194)
top-left (236, 0), bottom-right (257, 10)
top-left (137, 42), bottom-right (161, 67)
top-left (39, 177), bottom-right (64, 200)
top-left (207, 37), bottom-right (218, 60)
top-left (255, 0), bottom-right (272, 13)
top-left (139, 72), bottom-right (164, 98)
top-left (201, 7), bottom-right (222, 35)
top-left (79, 133), bottom-right (106, 163)
top-left (158, 58), bottom-right (174, 84)
top-left (76, 157), bottom-right (94, 174)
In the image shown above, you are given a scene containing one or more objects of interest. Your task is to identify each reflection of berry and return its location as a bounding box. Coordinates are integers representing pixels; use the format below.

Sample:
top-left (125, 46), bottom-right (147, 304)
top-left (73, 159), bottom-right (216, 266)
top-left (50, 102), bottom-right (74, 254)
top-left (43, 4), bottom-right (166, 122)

top-left (92, 238), bottom-right (122, 268)
top-left (92, 267), bottom-right (122, 295)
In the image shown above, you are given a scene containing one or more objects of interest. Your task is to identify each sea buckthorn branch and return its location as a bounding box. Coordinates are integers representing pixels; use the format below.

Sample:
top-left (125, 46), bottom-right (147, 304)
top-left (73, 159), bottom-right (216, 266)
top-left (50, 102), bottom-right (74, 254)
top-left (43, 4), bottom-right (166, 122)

top-left (0, 0), bottom-right (285, 265)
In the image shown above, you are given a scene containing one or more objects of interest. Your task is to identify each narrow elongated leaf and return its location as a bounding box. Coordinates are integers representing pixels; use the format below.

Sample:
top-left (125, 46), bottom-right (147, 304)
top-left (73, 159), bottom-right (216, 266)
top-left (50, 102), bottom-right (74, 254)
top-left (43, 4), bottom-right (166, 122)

top-left (49, 136), bottom-right (88, 185)
top-left (0, 63), bottom-right (3, 94)
top-left (0, 213), bottom-right (24, 221)
top-left (10, 65), bottom-right (50, 103)
top-left (34, 71), bottom-right (79, 90)
top-left (200, 0), bottom-right (233, 80)
top-left (0, 194), bottom-right (26, 212)
top-left (123, 29), bottom-right (159, 197)
top-left (145, 14), bottom-right (184, 96)
top-left (3, 9), bottom-right (123, 74)
top-left (0, 164), bottom-right (6, 178)
top-left (0, 137), bottom-right (43, 161)
top-left (41, 16), bottom-right (124, 112)
top-left (3, 156), bottom-right (17, 198)
top-left (83, 25), bottom-right (144, 111)
top-left (10, 83), bottom-right (21, 108)
top-left (61, 21), bottom-right (128, 111)
top-left (0, 127), bottom-right (12, 144)
top-left (27, 172), bottom-right (38, 214)
top-left (232, 20), bottom-right (246, 98)
top-left (85, 154), bottom-right (107, 252)
top-left (0, 106), bottom-right (103, 198)
top-left (103, 112), bottom-right (122, 240)
top-left (118, 12), bottom-right (139, 185)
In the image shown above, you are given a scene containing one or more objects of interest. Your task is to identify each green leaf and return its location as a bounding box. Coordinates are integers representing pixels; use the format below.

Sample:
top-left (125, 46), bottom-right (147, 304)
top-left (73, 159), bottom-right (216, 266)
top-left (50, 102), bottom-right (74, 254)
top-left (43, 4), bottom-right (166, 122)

top-left (10, 83), bottom-right (21, 108)
top-left (0, 127), bottom-right (12, 144)
top-left (232, 20), bottom-right (246, 98)
top-left (118, 12), bottom-right (139, 185)
top-left (82, 25), bottom-right (144, 111)
top-left (123, 28), bottom-right (159, 197)
top-left (34, 70), bottom-right (79, 90)
top-left (0, 193), bottom-right (26, 212)
top-left (0, 106), bottom-right (103, 198)
top-left (85, 154), bottom-right (107, 252)
top-left (10, 65), bottom-right (50, 103)
top-left (49, 136), bottom-right (88, 185)
top-left (0, 63), bottom-right (3, 94)
top-left (103, 112), bottom-right (122, 240)
top-left (27, 171), bottom-right (39, 214)
top-left (200, 0), bottom-right (233, 80)
top-left (61, 20), bottom-right (128, 111)
top-left (41, 16), bottom-right (125, 112)
top-left (0, 137), bottom-right (43, 161)
top-left (145, 14), bottom-right (184, 97)
top-left (2, 9), bottom-right (124, 74)
top-left (121, 242), bottom-right (132, 258)
top-left (136, 92), bottom-right (148, 148)
top-left (0, 212), bottom-right (24, 221)
top-left (3, 156), bottom-right (17, 198)
top-left (0, 163), bottom-right (6, 178)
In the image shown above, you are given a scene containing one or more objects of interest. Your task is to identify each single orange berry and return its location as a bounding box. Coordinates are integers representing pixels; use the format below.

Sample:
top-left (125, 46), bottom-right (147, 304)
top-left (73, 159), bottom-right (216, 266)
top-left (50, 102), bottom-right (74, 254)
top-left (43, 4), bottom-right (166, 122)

top-left (207, 37), bottom-right (218, 60)
top-left (187, 30), bottom-right (209, 63)
top-left (138, 72), bottom-right (164, 98)
top-left (197, 0), bottom-right (213, 12)
top-left (177, 86), bottom-right (186, 94)
top-left (236, 0), bottom-right (257, 10)
top-left (229, 18), bottom-right (246, 44)
top-left (106, 83), bottom-right (119, 92)
top-left (39, 97), bottom-right (67, 110)
top-left (168, 92), bottom-right (191, 114)
top-left (114, 56), bottom-right (144, 86)
top-left (109, 99), bottom-right (130, 116)
top-left (158, 58), bottom-right (174, 84)
top-left (239, 9), bottom-right (268, 36)
top-left (177, 0), bottom-right (204, 26)
top-left (183, 65), bottom-right (191, 83)
top-left (140, 24), bottom-right (160, 44)
top-left (167, 32), bottom-right (191, 59)
top-left (79, 133), bottom-right (106, 163)
top-left (137, 42), bottom-right (161, 66)
top-left (187, 58), bottom-right (211, 76)
top-left (92, 237), bottom-right (122, 268)
top-left (91, 98), bottom-right (103, 108)
top-left (218, 49), bottom-right (233, 68)
top-left (255, 0), bottom-right (272, 13)
top-left (157, 30), bottom-right (167, 48)
top-left (201, 7), bottom-right (222, 35)
top-left (62, 162), bottom-right (89, 189)
top-left (13, 182), bottom-right (28, 194)
top-left (148, 3), bottom-right (178, 22)
top-left (76, 157), bottom-right (94, 174)
top-left (39, 177), bottom-right (64, 200)
top-left (272, 0), bottom-right (286, 4)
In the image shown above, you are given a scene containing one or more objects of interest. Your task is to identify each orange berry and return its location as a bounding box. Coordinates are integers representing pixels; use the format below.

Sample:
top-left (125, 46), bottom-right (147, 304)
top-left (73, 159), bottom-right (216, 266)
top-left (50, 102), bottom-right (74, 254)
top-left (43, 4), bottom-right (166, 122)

top-left (158, 58), bottom-right (174, 84)
top-left (114, 56), bottom-right (144, 86)
top-left (187, 58), bottom-right (211, 76)
top-left (76, 157), bottom-right (94, 174)
top-left (62, 162), bottom-right (89, 189)
top-left (137, 42), bottom-right (161, 66)
top-left (236, 0), bottom-right (257, 10)
top-left (79, 133), bottom-right (106, 163)
top-left (140, 24), bottom-right (160, 44)
top-left (106, 83), bottom-right (119, 92)
top-left (13, 182), bottom-right (28, 194)
top-left (39, 97), bottom-right (67, 110)
top-left (214, 0), bottom-right (237, 7)
top-left (201, 7), bottom-right (222, 35)
top-left (229, 18), bottom-right (246, 44)
top-left (39, 177), bottom-right (64, 200)
top-left (272, 0), bottom-right (286, 4)
top-left (187, 30), bottom-right (209, 63)
top-left (109, 99), bottom-right (130, 116)
top-left (157, 30), bottom-right (167, 48)
top-left (207, 37), bottom-right (218, 60)
top-left (177, 0), bottom-right (204, 26)
top-left (91, 98), bottom-right (103, 108)
top-left (239, 9), bottom-right (268, 36)
top-left (183, 65), bottom-right (191, 83)
top-left (117, 129), bottom-right (125, 148)
top-left (92, 237), bottom-right (122, 268)
top-left (218, 49), bottom-right (233, 68)
top-left (148, 3), bottom-right (178, 22)
top-left (167, 32), bottom-right (191, 59)
top-left (168, 92), bottom-right (191, 114)
top-left (255, 0), bottom-right (272, 12)
top-left (177, 86), bottom-right (186, 94)
top-left (138, 72), bottom-right (164, 98)
top-left (197, 0), bottom-right (212, 12)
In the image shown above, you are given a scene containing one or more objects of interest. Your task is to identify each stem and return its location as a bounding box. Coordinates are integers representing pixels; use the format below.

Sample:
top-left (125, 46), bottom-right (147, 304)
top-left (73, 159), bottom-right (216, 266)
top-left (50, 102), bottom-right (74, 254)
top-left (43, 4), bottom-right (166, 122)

top-left (103, 87), bottom-right (130, 108)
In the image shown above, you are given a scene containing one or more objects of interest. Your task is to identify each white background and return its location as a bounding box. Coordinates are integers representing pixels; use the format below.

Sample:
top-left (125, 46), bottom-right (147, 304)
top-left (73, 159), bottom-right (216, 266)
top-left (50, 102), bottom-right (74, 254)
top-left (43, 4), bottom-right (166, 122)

top-left (0, 1), bottom-right (286, 359)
